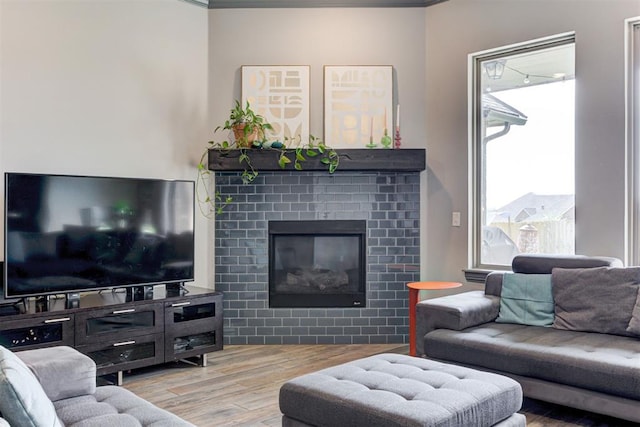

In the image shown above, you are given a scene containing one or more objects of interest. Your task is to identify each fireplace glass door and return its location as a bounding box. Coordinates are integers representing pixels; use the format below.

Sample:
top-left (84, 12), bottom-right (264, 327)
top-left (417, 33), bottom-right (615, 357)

top-left (269, 220), bottom-right (366, 308)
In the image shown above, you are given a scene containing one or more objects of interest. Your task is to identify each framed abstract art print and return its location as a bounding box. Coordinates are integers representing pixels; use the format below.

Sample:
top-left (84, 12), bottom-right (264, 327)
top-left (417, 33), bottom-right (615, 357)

top-left (324, 65), bottom-right (393, 148)
top-left (242, 65), bottom-right (310, 145)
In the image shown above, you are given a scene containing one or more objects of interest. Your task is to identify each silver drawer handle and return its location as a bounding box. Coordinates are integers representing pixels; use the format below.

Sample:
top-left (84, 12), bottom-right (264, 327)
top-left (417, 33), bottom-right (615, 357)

top-left (112, 309), bottom-right (135, 314)
top-left (113, 340), bottom-right (136, 347)
top-left (43, 317), bottom-right (71, 324)
top-left (171, 302), bottom-right (191, 307)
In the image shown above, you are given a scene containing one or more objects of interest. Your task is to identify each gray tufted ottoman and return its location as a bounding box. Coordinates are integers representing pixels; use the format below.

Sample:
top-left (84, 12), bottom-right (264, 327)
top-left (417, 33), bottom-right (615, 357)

top-left (279, 353), bottom-right (526, 427)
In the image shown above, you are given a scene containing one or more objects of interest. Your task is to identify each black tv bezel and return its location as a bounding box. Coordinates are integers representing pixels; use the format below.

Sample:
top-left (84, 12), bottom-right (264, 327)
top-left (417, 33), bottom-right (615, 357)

top-left (3, 172), bottom-right (196, 300)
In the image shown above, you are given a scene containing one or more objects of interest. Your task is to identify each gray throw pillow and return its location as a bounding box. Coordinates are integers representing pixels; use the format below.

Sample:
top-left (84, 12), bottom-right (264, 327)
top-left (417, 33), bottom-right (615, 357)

top-left (626, 287), bottom-right (640, 336)
top-left (552, 266), bottom-right (640, 337)
top-left (0, 345), bottom-right (63, 427)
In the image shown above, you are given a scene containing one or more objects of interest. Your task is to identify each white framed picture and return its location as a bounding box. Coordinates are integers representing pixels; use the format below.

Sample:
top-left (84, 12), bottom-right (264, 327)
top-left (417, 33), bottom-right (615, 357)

top-left (324, 65), bottom-right (393, 148)
top-left (241, 65), bottom-right (310, 146)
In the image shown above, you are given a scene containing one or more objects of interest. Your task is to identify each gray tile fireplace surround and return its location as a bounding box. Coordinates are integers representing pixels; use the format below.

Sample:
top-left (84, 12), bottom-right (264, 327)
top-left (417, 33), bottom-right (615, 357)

top-left (214, 170), bottom-right (421, 345)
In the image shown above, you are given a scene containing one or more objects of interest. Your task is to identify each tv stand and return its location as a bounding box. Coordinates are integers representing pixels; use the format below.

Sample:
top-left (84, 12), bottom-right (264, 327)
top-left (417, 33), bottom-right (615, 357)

top-left (0, 285), bottom-right (223, 385)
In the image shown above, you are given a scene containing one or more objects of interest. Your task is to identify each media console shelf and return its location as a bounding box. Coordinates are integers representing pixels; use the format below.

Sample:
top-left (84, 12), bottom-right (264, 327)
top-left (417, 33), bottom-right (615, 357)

top-left (0, 285), bottom-right (222, 385)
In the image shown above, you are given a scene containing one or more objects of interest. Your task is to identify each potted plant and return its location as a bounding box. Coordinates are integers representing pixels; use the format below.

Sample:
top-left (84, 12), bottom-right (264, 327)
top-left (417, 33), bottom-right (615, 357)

top-left (197, 100), bottom-right (339, 217)
top-left (217, 100), bottom-right (273, 148)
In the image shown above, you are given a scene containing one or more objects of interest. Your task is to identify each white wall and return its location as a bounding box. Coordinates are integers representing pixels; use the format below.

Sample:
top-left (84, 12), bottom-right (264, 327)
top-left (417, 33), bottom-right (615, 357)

top-left (208, 8), bottom-right (427, 147)
top-left (425, 0), bottom-right (640, 283)
top-left (0, 0), bottom-right (211, 288)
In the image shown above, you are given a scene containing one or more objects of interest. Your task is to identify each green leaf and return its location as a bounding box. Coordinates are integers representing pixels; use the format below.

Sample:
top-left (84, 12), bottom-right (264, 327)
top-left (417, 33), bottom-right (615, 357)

top-left (294, 162), bottom-right (303, 171)
top-left (280, 154), bottom-right (292, 164)
top-left (295, 151), bottom-right (306, 162)
top-left (305, 149), bottom-right (318, 157)
top-left (278, 153), bottom-right (292, 169)
top-left (321, 158), bottom-right (330, 165)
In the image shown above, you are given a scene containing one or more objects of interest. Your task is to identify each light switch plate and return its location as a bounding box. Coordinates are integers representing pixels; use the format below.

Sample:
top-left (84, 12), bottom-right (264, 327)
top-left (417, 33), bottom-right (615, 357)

top-left (452, 212), bottom-right (461, 227)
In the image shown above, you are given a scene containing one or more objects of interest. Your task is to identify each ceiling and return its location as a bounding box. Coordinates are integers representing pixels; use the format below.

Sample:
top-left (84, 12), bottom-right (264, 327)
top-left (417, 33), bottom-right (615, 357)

top-left (482, 43), bottom-right (575, 93)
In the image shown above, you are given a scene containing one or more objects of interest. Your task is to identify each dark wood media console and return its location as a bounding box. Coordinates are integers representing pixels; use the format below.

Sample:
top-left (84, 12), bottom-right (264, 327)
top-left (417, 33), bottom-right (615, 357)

top-left (0, 285), bottom-right (223, 385)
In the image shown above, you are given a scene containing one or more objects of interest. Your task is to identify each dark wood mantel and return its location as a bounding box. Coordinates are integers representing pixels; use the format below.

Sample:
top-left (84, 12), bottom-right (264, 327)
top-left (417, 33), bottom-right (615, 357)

top-left (208, 148), bottom-right (426, 172)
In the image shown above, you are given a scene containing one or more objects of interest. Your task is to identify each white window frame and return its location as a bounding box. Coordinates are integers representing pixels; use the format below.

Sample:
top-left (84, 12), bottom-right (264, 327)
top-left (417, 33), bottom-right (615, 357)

top-left (468, 32), bottom-right (576, 272)
top-left (625, 17), bottom-right (640, 265)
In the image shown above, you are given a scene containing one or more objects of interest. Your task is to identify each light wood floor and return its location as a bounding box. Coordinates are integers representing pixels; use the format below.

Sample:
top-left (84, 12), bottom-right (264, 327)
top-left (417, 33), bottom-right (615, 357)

top-left (122, 345), bottom-right (637, 427)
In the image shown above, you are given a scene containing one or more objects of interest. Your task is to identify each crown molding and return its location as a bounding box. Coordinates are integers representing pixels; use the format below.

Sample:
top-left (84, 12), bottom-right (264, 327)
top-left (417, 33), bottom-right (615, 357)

top-left (184, 0), bottom-right (447, 8)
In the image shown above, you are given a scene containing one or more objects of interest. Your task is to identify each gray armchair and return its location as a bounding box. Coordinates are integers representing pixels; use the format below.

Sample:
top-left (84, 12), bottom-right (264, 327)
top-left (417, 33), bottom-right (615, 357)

top-left (0, 345), bottom-right (193, 427)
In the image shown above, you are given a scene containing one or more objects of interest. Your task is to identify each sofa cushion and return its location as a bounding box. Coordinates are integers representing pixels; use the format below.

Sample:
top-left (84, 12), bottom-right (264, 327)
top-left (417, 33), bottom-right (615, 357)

top-left (485, 254), bottom-right (622, 297)
top-left (54, 386), bottom-right (195, 427)
top-left (0, 345), bottom-right (63, 427)
top-left (512, 254), bottom-right (623, 274)
top-left (17, 345), bottom-right (96, 402)
top-left (424, 323), bottom-right (640, 401)
top-left (551, 266), bottom-right (640, 336)
top-left (496, 273), bottom-right (554, 326)
top-left (627, 287), bottom-right (640, 336)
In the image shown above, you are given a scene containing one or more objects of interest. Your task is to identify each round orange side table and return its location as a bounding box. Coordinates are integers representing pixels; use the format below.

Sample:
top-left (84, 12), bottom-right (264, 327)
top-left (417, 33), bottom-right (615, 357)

top-left (407, 281), bottom-right (462, 356)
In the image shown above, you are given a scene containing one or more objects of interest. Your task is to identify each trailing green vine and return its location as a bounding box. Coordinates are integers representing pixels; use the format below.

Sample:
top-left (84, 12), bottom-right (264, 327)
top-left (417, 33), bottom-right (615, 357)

top-left (197, 101), bottom-right (339, 217)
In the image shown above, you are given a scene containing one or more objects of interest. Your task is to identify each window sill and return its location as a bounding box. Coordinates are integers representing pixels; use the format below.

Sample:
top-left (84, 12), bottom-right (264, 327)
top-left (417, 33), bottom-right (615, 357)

top-left (463, 269), bottom-right (494, 283)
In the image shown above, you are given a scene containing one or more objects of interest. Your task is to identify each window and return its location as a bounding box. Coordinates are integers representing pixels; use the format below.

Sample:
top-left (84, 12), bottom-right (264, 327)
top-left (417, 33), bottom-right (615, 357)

top-left (627, 18), bottom-right (640, 264)
top-left (470, 34), bottom-right (576, 269)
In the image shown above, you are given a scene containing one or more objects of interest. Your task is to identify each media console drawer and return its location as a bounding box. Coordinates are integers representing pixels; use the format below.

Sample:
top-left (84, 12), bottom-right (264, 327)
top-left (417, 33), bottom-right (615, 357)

top-left (76, 332), bottom-right (165, 377)
top-left (164, 293), bottom-right (223, 361)
top-left (0, 314), bottom-right (74, 350)
top-left (74, 302), bottom-right (163, 345)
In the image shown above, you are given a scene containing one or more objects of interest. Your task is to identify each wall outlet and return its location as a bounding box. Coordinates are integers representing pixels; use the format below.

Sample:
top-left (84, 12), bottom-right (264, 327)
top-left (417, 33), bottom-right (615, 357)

top-left (452, 211), bottom-right (461, 227)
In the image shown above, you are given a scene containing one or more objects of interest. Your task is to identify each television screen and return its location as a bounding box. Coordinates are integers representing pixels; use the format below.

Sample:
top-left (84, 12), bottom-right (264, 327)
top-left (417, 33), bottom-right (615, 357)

top-left (4, 173), bottom-right (195, 298)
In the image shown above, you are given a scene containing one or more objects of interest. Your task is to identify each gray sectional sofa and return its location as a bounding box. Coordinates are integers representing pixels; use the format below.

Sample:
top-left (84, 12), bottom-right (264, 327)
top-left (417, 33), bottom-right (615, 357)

top-left (415, 254), bottom-right (640, 423)
top-left (0, 345), bottom-right (193, 427)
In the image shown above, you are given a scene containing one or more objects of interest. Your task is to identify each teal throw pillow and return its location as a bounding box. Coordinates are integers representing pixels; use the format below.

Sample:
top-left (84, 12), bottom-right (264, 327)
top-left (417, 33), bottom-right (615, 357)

top-left (0, 345), bottom-right (63, 427)
top-left (496, 273), bottom-right (554, 326)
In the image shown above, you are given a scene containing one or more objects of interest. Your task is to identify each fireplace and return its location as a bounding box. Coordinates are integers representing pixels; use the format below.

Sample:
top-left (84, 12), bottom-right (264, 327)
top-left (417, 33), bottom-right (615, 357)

top-left (213, 169), bottom-right (423, 345)
top-left (269, 220), bottom-right (366, 308)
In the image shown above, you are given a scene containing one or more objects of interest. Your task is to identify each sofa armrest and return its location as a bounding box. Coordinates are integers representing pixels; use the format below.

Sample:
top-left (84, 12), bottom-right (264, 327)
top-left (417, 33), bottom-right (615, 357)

top-left (16, 346), bottom-right (96, 402)
top-left (415, 290), bottom-right (500, 356)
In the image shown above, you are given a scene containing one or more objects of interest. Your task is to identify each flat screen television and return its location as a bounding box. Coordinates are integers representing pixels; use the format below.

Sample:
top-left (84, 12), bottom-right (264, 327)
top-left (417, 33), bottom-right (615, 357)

top-left (3, 172), bottom-right (195, 300)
